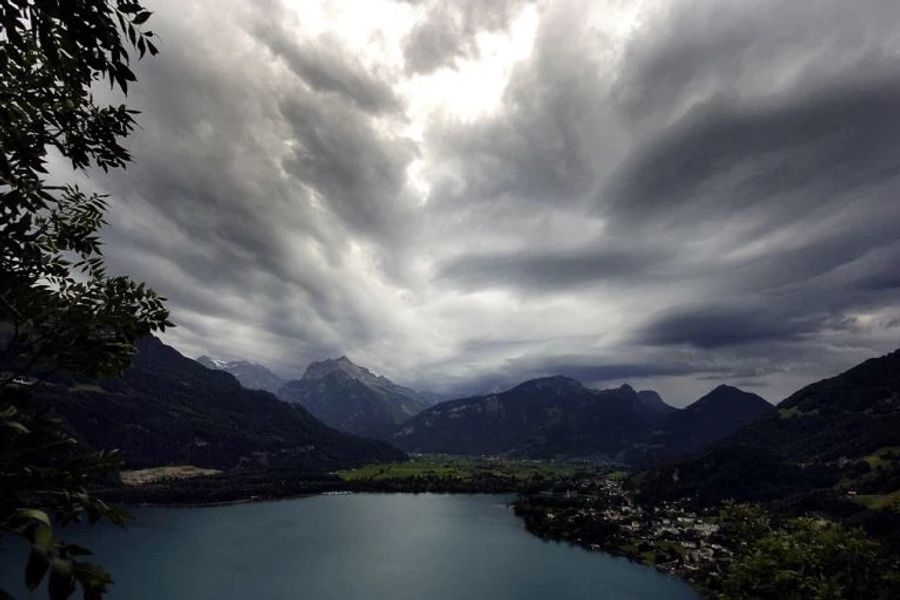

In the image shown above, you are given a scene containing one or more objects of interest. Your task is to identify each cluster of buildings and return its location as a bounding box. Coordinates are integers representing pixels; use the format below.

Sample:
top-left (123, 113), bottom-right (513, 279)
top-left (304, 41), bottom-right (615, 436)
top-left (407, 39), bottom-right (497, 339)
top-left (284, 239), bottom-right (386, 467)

top-left (516, 475), bottom-right (733, 581)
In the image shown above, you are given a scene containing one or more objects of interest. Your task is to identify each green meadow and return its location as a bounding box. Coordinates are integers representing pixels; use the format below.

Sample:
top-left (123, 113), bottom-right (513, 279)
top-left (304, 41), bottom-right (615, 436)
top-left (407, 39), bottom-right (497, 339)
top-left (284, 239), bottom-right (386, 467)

top-left (338, 455), bottom-right (590, 483)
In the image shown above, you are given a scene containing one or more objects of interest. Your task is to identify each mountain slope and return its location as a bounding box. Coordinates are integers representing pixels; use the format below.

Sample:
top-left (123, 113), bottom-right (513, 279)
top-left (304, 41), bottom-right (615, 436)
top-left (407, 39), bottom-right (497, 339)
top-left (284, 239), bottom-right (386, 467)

top-left (278, 356), bottom-right (429, 438)
top-left (196, 356), bottom-right (286, 394)
top-left (728, 350), bottom-right (900, 462)
top-left (629, 385), bottom-right (774, 465)
top-left (392, 377), bottom-right (670, 458)
top-left (637, 390), bottom-right (678, 416)
top-left (38, 338), bottom-right (404, 470)
top-left (632, 349), bottom-right (900, 504)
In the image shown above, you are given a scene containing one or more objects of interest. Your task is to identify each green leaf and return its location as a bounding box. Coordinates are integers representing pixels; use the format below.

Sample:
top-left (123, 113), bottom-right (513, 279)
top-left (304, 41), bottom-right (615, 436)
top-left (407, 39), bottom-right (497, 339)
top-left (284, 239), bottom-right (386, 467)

top-left (4, 420), bottom-right (30, 434)
top-left (16, 509), bottom-right (52, 527)
top-left (48, 558), bottom-right (75, 600)
top-left (31, 525), bottom-right (55, 552)
top-left (25, 547), bottom-right (50, 591)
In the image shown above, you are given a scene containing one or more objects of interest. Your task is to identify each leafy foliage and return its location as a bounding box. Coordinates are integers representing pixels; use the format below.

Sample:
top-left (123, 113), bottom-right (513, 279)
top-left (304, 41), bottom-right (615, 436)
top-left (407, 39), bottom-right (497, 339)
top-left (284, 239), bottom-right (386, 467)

top-left (717, 505), bottom-right (900, 600)
top-left (1, 389), bottom-right (129, 600)
top-left (1, 1), bottom-right (169, 598)
top-left (1, 0), bottom-right (169, 378)
top-left (716, 500), bottom-right (772, 545)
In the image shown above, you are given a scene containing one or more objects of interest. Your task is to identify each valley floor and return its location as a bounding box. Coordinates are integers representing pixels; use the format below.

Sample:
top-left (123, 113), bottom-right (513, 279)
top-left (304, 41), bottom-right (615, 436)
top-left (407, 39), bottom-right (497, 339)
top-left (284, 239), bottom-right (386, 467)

top-left (97, 455), bottom-right (603, 505)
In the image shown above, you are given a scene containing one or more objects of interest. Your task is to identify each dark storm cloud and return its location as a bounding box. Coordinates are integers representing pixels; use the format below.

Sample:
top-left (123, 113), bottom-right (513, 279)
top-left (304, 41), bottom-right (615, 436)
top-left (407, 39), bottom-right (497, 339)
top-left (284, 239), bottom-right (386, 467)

top-left (433, 350), bottom-right (773, 401)
top-left (605, 79), bottom-right (900, 228)
top-left (85, 1), bottom-right (426, 375)
top-left (76, 0), bottom-right (900, 404)
top-left (424, 2), bottom-right (616, 215)
top-left (615, 0), bottom-right (900, 121)
top-left (412, 0), bottom-right (900, 401)
top-left (259, 27), bottom-right (402, 114)
top-left (403, 0), bottom-right (529, 74)
top-left (403, 3), bottom-right (466, 74)
top-left (279, 96), bottom-right (418, 242)
top-left (524, 359), bottom-right (726, 384)
top-left (437, 244), bottom-right (666, 291)
top-left (608, 77), bottom-right (900, 353)
top-left (632, 233), bottom-right (900, 353)
top-left (640, 305), bottom-right (828, 349)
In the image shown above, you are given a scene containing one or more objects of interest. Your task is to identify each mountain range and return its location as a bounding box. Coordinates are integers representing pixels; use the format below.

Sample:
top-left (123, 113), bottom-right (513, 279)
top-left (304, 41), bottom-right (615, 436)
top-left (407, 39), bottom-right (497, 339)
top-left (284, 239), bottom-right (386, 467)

top-left (630, 348), bottom-right (900, 505)
top-left (727, 349), bottom-right (900, 463)
top-left (40, 337), bottom-right (403, 470)
top-left (627, 385), bottom-right (774, 465)
top-left (278, 356), bottom-right (430, 439)
top-left (391, 377), bottom-right (771, 461)
top-left (391, 377), bottom-right (661, 457)
top-left (190, 350), bottom-right (776, 463)
top-left (191, 351), bottom-right (770, 464)
top-left (28, 333), bottom-right (899, 495)
top-left (196, 355), bottom-right (286, 394)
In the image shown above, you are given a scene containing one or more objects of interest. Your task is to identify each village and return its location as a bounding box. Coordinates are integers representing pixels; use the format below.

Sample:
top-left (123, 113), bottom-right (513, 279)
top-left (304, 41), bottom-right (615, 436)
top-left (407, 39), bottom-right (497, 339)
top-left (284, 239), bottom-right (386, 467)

top-left (513, 474), bottom-right (734, 584)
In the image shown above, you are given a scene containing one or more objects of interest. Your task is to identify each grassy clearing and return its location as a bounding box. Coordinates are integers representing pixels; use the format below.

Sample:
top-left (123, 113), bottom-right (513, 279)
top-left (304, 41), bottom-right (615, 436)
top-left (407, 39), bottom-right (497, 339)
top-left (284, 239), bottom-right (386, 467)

top-left (121, 465), bottom-right (223, 486)
top-left (777, 406), bottom-right (820, 419)
top-left (862, 447), bottom-right (900, 469)
top-left (338, 455), bottom-right (586, 483)
top-left (854, 489), bottom-right (900, 511)
top-left (607, 470), bottom-right (629, 482)
top-left (68, 383), bottom-right (106, 393)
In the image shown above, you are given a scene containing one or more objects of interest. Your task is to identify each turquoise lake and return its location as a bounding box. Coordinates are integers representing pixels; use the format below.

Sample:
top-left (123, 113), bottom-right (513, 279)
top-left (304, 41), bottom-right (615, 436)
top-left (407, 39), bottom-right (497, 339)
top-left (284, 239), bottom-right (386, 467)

top-left (1, 493), bottom-right (698, 599)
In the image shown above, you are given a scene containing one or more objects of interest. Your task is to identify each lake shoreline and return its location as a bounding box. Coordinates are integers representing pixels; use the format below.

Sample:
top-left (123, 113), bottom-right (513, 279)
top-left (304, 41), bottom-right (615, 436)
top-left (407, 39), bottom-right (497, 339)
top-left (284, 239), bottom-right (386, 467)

top-left (96, 463), bottom-right (547, 506)
top-left (120, 488), bottom-right (525, 509)
top-left (4, 493), bottom-right (700, 600)
top-left (99, 468), bottom-right (706, 597)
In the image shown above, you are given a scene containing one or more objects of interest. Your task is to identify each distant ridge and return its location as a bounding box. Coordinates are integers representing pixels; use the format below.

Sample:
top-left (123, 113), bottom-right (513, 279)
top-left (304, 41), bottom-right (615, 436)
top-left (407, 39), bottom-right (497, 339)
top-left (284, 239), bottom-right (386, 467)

top-left (631, 348), bottom-right (900, 505)
top-left (392, 377), bottom-right (672, 458)
top-left (637, 389), bottom-right (678, 416)
top-left (727, 349), bottom-right (900, 462)
top-left (278, 356), bottom-right (429, 439)
top-left (628, 384), bottom-right (773, 465)
top-left (197, 355), bottom-right (286, 393)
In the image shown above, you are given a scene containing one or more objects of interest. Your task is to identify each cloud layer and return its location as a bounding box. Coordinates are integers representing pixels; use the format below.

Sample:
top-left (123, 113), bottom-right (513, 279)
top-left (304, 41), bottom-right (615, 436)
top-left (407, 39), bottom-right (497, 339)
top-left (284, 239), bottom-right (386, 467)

top-left (79, 0), bottom-right (900, 405)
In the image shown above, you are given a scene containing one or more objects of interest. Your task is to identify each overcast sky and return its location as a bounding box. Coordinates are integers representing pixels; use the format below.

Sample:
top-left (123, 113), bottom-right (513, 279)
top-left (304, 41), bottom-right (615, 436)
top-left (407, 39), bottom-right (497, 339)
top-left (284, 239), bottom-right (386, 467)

top-left (75, 0), bottom-right (900, 405)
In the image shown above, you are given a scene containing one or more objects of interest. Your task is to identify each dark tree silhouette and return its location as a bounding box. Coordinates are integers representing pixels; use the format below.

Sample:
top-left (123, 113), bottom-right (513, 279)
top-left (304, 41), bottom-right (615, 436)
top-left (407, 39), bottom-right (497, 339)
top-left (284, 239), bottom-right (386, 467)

top-left (1, 2), bottom-right (169, 598)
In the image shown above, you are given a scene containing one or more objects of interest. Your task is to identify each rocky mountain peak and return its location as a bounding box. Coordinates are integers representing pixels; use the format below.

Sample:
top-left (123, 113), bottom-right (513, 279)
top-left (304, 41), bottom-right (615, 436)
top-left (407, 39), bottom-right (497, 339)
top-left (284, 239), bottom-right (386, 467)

top-left (691, 385), bottom-right (769, 412)
top-left (302, 355), bottom-right (376, 383)
top-left (281, 356), bottom-right (429, 438)
top-left (511, 375), bottom-right (584, 393)
top-left (195, 354), bottom-right (286, 394)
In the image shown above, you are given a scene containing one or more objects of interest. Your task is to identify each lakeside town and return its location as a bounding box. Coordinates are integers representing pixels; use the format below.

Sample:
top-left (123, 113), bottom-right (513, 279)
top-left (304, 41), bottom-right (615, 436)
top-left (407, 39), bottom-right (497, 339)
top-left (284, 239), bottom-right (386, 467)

top-left (513, 474), bottom-right (734, 585)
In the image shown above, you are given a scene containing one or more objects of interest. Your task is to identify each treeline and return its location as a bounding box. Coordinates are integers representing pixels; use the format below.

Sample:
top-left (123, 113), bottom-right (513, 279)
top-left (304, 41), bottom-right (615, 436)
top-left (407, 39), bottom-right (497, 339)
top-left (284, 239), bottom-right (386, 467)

top-left (96, 470), bottom-right (347, 505)
top-left (95, 469), bottom-right (546, 505)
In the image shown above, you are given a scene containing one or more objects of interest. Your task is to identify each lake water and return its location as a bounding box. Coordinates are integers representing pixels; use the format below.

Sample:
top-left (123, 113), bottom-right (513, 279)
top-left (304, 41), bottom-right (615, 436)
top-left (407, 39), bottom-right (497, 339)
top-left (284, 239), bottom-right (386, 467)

top-left (1, 494), bottom-right (698, 599)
